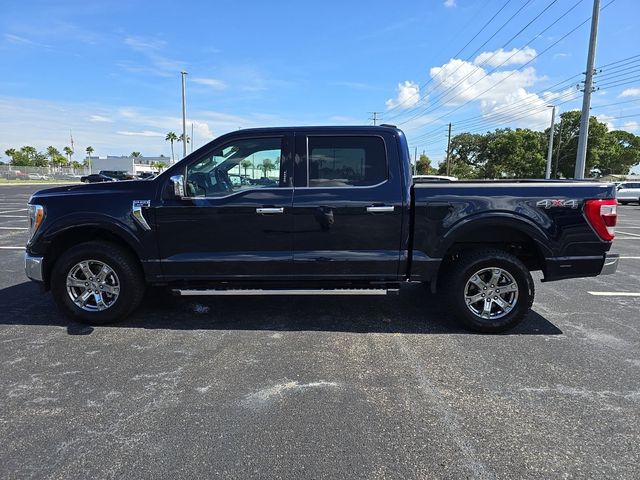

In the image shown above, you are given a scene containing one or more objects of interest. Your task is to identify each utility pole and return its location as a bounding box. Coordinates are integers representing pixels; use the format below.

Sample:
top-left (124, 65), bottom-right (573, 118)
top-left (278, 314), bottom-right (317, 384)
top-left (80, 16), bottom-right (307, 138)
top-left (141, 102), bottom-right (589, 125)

top-left (181, 71), bottom-right (188, 158)
top-left (445, 123), bottom-right (452, 176)
top-left (554, 118), bottom-right (564, 179)
top-left (575, 0), bottom-right (600, 179)
top-left (369, 112), bottom-right (382, 126)
top-left (191, 123), bottom-right (194, 153)
top-left (414, 146), bottom-right (418, 175)
top-left (545, 105), bottom-right (556, 179)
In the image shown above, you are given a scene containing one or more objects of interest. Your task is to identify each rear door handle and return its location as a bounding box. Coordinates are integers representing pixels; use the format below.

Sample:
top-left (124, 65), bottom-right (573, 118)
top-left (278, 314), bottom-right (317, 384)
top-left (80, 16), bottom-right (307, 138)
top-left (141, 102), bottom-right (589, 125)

top-left (256, 207), bottom-right (284, 214)
top-left (366, 205), bottom-right (394, 213)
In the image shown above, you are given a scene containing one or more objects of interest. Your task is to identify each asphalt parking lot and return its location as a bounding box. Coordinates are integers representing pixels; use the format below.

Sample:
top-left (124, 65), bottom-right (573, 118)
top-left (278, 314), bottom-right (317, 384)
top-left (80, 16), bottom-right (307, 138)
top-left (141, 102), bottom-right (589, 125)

top-left (1, 184), bottom-right (639, 479)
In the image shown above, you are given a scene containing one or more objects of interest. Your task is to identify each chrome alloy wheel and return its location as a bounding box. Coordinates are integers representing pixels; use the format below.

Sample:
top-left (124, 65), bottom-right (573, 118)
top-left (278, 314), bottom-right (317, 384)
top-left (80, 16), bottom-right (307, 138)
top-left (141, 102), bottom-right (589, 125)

top-left (66, 260), bottom-right (120, 312)
top-left (464, 267), bottom-right (519, 320)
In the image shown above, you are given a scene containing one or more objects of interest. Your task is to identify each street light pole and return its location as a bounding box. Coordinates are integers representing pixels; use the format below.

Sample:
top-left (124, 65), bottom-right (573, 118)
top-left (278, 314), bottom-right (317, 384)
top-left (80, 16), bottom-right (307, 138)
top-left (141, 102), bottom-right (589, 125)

top-left (181, 71), bottom-right (188, 159)
top-left (545, 105), bottom-right (556, 179)
top-left (575, 0), bottom-right (601, 179)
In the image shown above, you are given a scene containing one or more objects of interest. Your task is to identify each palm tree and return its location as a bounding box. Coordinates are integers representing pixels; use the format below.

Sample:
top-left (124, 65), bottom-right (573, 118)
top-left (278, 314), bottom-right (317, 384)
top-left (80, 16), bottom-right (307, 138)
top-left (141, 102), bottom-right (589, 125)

top-left (165, 132), bottom-right (178, 163)
top-left (85, 146), bottom-right (94, 173)
top-left (240, 159), bottom-right (252, 177)
top-left (261, 158), bottom-right (275, 178)
top-left (131, 151), bottom-right (141, 158)
top-left (63, 146), bottom-right (73, 163)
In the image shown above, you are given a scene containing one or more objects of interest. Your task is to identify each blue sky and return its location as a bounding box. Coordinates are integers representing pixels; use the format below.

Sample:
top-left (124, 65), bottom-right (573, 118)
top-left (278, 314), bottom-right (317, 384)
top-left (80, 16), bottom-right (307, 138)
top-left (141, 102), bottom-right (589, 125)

top-left (1, 0), bottom-right (639, 172)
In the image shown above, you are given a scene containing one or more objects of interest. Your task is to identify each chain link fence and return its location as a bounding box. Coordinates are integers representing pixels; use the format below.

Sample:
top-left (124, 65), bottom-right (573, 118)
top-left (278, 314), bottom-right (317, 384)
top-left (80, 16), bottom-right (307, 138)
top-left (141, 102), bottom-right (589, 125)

top-left (0, 165), bottom-right (90, 182)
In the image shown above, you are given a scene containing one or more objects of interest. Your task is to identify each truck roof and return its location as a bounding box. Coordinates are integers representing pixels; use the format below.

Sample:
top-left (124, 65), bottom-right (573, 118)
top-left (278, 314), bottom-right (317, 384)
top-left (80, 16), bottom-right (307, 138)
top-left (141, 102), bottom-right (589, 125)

top-left (224, 125), bottom-right (402, 135)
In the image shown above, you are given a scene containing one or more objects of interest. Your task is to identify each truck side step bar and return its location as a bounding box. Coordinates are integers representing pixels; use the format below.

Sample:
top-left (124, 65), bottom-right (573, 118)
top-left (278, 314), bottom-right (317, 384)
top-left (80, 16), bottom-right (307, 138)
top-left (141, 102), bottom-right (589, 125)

top-left (172, 288), bottom-right (399, 296)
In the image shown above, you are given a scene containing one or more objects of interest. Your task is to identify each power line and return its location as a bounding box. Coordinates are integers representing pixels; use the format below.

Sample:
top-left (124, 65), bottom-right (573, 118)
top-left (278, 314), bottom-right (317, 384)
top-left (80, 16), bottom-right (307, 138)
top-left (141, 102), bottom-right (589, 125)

top-left (385, 0), bottom-right (515, 115)
top-left (398, 0), bottom-right (591, 127)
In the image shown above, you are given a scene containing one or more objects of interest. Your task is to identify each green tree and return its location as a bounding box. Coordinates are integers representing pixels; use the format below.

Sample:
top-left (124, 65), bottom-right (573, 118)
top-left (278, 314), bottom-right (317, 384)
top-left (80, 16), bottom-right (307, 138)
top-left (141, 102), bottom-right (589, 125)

top-left (131, 151), bottom-right (141, 158)
top-left (155, 161), bottom-right (168, 170)
top-left (551, 111), bottom-right (611, 178)
top-left (85, 146), bottom-right (94, 171)
top-left (71, 161), bottom-right (82, 172)
top-left (438, 132), bottom-right (485, 178)
top-left (165, 132), bottom-right (178, 163)
top-left (416, 153), bottom-right (433, 175)
top-left (595, 130), bottom-right (640, 176)
top-left (261, 158), bottom-right (274, 177)
top-left (482, 128), bottom-right (546, 178)
top-left (63, 146), bottom-right (74, 163)
top-left (240, 159), bottom-right (252, 176)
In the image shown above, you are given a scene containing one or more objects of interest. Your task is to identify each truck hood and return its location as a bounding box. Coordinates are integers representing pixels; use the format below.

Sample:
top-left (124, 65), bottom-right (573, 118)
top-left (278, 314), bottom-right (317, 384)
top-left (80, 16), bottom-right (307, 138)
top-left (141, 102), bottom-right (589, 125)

top-left (29, 180), bottom-right (155, 202)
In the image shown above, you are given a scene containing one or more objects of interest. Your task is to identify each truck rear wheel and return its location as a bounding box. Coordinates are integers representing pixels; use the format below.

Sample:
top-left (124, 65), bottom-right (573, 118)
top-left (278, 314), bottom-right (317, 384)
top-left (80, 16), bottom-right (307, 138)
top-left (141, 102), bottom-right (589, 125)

top-left (442, 248), bottom-right (534, 333)
top-left (51, 241), bottom-right (145, 325)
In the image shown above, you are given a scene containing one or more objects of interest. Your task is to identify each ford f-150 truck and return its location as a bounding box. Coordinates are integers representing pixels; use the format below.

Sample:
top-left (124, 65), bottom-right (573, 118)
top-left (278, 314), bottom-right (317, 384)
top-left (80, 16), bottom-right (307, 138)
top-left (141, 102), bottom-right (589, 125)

top-left (25, 126), bottom-right (619, 332)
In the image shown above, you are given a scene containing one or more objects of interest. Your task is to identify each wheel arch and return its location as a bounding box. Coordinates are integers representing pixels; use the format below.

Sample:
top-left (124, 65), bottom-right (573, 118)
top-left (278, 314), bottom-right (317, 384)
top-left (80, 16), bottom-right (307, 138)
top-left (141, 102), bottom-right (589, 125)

top-left (41, 222), bottom-right (143, 289)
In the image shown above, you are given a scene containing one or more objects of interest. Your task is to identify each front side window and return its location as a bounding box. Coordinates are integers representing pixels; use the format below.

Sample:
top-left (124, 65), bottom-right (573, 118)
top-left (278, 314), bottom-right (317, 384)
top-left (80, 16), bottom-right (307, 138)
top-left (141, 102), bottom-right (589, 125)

top-left (186, 137), bottom-right (284, 197)
top-left (307, 136), bottom-right (387, 187)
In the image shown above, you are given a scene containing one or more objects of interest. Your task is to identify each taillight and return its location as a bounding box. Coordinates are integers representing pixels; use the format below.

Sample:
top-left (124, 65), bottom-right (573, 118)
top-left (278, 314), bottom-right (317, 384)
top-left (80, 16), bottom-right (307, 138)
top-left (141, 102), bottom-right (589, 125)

top-left (584, 199), bottom-right (617, 241)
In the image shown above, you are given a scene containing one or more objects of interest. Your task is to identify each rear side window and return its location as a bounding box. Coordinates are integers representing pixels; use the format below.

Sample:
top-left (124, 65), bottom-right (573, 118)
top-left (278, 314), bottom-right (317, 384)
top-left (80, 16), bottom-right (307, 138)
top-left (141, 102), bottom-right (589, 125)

top-left (307, 136), bottom-right (387, 187)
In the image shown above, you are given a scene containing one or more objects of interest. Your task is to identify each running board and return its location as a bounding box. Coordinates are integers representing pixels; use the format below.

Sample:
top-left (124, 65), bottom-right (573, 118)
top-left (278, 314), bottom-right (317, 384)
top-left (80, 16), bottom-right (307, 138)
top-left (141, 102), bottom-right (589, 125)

top-left (172, 288), bottom-right (397, 296)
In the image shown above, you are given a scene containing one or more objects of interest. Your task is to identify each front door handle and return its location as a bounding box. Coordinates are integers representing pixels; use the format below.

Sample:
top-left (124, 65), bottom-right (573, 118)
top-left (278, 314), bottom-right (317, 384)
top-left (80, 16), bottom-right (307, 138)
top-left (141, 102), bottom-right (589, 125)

top-left (256, 207), bottom-right (284, 214)
top-left (366, 205), bottom-right (394, 213)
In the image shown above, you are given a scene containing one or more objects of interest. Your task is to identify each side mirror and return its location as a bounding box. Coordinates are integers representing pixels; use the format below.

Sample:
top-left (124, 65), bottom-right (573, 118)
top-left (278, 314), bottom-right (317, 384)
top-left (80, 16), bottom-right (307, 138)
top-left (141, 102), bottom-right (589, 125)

top-left (170, 175), bottom-right (185, 197)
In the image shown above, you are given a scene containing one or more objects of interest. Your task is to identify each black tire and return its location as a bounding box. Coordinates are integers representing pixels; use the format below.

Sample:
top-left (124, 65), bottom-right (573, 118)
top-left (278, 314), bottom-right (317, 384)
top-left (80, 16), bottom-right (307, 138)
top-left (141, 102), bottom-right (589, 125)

top-left (442, 248), bottom-right (534, 333)
top-left (619, 201), bottom-right (628, 205)
top-left (51, 241), bottom-right (145, 325)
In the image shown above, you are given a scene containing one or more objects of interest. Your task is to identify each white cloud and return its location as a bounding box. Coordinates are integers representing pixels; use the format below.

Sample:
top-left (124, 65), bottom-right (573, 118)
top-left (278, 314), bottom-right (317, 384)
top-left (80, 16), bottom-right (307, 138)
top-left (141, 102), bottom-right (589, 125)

top-left (116, 130), bottom-right (165, 137)
top-left (89, 115), bottom-right (113, 123)
top-left (474, 47), bottom-right (537, 67)
top-left (444, 0), bottom-right (457, 7)
top-left (595, 113), bottom-right (615, 130)
top-left (0, 96), bottom-right (290, 159)
top-left (191, 77), bottom-right (227, 90)
top-left (622, 121), bottom-right (639, 133)
top-left (386, 81), bottom-right (421, 109)
top-left (424, 57), bottom-right (579, 129)
top-left (619, 88), bottom-right (640, 98)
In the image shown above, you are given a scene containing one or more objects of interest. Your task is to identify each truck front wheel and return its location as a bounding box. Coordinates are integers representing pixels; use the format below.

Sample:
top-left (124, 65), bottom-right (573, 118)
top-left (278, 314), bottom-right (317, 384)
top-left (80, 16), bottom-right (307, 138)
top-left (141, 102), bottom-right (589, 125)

top-left (51, 241), bottom-right (145, 325)
top-left (442, 248), bottom-right (534, 333)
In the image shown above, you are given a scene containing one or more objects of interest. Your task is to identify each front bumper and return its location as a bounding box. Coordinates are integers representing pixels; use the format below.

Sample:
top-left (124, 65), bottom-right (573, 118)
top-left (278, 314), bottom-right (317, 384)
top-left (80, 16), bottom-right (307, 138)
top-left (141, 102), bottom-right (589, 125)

top-left (25, 253), bottom-right (44, 282)
top-left (600, 253), bottom-right (619, 275)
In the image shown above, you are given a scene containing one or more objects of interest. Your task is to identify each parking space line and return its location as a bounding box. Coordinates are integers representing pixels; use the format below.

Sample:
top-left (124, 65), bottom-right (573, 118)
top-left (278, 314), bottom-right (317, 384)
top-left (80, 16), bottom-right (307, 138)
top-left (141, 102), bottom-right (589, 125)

top-left (0, 227), bottom-right (28, 230)
top-left (619, 256), bottom-right (640, 259)
top-left (617, 230), bottom-right (640, 237)
top-left (588, 291), bottom-right (640, 297)
top-left (0, 246), bottom-right (24, 250)
top-left (0, 215), bottom-right (26, 218)
top-left (0, 209), bottom-right (27, 214)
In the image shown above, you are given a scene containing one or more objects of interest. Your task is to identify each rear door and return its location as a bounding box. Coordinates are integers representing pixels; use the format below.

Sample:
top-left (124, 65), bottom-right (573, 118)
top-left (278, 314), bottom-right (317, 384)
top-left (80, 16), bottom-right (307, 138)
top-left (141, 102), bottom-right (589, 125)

top-left (291, 130), bottom-right (404, 279)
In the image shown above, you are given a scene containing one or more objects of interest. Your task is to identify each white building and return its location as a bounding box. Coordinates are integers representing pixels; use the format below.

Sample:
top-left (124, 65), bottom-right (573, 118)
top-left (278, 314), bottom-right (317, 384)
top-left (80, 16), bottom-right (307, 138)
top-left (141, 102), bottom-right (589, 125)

top-left (84, 155), bottom-right (172, 174)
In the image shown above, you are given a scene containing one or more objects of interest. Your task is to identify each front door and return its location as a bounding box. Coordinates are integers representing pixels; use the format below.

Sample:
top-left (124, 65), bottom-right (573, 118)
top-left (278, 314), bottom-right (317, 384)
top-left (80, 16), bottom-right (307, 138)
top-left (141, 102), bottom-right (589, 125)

top-left (291, 131), bottom-right (404, 279)
top-left (154, 134), bottom-right (294, 280)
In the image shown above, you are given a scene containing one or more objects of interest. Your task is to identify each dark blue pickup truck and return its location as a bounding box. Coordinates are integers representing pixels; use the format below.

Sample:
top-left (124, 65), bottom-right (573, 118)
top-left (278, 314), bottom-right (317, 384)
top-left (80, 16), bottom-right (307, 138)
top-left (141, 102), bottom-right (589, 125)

top-left (25, 126), bottom-right (619, 332)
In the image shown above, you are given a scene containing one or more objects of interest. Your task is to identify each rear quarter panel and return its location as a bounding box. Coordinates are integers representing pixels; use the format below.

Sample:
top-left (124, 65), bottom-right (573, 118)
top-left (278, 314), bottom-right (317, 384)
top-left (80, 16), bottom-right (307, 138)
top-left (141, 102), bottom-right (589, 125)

top-left (410, 181), bottom-right (617, 280)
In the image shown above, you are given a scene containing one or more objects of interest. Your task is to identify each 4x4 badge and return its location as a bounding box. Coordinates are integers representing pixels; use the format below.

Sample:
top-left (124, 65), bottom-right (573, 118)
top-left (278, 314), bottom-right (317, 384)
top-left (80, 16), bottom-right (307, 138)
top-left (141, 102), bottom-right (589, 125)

top-left (536, 199), bottom-right (579, 209)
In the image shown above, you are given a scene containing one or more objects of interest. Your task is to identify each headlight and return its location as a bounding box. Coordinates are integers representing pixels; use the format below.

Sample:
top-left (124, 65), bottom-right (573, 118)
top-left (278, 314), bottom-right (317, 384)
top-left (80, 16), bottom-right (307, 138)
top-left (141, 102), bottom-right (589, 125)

top-left (28, 204), bottom-right (45, 240)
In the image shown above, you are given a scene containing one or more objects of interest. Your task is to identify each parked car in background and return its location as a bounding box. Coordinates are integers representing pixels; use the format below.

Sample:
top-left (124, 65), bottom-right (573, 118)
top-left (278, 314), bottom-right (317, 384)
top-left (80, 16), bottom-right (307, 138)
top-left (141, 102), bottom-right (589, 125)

top-left (136, 172), bottom-right (156, 180)
top-left (413, 175), bottom-right (458, 182)
top-left (3, 170), bottom-right (29, 180)
top-left (81, 173), bottom-right (116, 183)
top-left (616, 182), bottom-right (640, 205)
top-left (99, 170), bottom-right (135, 181)
top-left (27, 173), bottom-right (50, 180)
